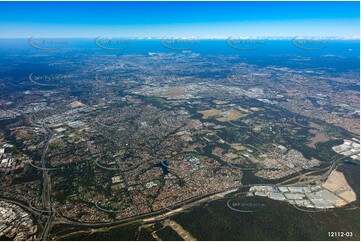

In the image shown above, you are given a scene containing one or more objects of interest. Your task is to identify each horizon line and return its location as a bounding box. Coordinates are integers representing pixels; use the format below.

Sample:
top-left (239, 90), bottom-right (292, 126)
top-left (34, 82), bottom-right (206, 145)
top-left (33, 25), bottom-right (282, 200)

top-left (0, 36), bottom-right (360, 40)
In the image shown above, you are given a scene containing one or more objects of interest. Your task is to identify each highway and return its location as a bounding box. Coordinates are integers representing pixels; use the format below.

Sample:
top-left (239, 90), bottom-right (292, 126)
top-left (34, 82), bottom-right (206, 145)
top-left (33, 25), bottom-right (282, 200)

top-left (1, 155), bottom-right (347, 241)
top-left (1, 115), bottom-right (352, 240)
top-left (26, 116), bottom-right (56, 240)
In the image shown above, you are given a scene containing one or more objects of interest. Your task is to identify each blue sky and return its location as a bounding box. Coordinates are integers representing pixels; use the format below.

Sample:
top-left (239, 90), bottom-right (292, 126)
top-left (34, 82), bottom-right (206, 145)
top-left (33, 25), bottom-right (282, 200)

top-left (0, 1), bottom-right (359, 38)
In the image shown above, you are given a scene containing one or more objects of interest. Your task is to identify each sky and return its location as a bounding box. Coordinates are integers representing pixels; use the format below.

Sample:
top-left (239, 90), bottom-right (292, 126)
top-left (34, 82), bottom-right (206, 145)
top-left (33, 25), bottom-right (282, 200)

top-left (0, 1), bottom-right (359, 38)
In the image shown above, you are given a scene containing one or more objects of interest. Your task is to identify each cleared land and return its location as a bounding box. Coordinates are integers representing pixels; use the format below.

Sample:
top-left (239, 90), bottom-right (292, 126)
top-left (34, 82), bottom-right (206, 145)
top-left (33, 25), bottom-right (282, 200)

top-left (322, 170), bottom-right (357, 204)
top-left (199, 109), bottom-right (247, 121)
top-left (307, 122), bottom-right (330, 149)
top-left (162, 86), bottom-right (185, 98)
top-left (199, 109), bottom-right (221, 119)
top-left (216, 109), bottom-right (248, 122)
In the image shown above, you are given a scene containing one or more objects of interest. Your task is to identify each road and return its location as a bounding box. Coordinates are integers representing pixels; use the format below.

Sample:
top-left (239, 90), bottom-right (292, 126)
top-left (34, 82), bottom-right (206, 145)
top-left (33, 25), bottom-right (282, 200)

top-left (41, 126), bottom-right (53, 208)
top-left (26, 116), bottom-right (55, 240)
top-left (2, 116), bottom-right (350, 240)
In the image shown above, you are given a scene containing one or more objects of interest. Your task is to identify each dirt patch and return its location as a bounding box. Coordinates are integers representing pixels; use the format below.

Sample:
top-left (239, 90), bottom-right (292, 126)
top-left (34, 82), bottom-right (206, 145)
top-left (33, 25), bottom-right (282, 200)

top-left (231, 144), bottom-right (246, 151)
top-left (70, 101), bottom-right (85, 108)
top-left (216, 109), bottom-right (248, 122)
top-left (199, 109), bottom-right (247, 122)
top-left (199, 109), bottom-right (221, 119)
top-left (213, 100), bottom-right (229, 105)
top-left (322, 170), bottom-right (357, 204)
